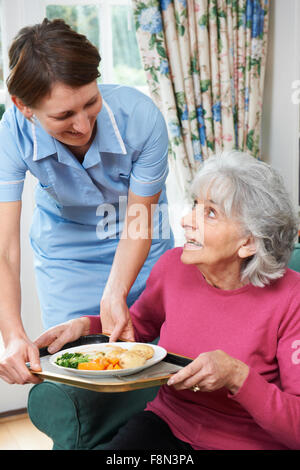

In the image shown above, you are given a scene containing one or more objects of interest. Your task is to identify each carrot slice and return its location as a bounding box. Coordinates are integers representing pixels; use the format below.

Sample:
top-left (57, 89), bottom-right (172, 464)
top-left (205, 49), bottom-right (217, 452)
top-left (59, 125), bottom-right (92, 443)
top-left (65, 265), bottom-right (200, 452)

top-left (77, 358), bottom-right (121, 371)
top-left (108, 357), bottom-right (120, 366)
top-left (78, 362), bottom-right (102, 370)
top-left (95, 357), bottom-right (109, 368)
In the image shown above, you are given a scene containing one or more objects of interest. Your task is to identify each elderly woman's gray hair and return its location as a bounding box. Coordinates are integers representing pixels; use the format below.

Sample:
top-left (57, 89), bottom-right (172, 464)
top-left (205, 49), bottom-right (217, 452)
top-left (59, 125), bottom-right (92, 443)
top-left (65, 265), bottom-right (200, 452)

top-left (191, 150), bottom-right (298, 287)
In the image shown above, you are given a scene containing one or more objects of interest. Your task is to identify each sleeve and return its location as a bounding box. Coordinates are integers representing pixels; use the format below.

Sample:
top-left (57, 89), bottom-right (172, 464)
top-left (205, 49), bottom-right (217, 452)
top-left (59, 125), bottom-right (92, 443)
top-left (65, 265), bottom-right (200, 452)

top-left (86, 250), bottom-right (170, 342)
top-left (87, 315), bottom-right (102, 335)
top-left (129, 250), bottom-right (169, 343)
top-left (129, 103), bottom-right (169, 197)
top-left (228, 284), bottom-right (300, 450)
top-left (0, 120), bottom-right (27, 202)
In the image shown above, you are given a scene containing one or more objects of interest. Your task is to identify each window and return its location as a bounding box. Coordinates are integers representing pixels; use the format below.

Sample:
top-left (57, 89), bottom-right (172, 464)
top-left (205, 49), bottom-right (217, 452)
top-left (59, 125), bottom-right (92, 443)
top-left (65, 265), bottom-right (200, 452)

top-left (46, 4), bottom-right (101, 50)
top-left (0, 0), bottom-right (149, 120)
top-left (111, 4), bottom-right (147, 88)
top-left (45, 1), bottom-right (147, 91)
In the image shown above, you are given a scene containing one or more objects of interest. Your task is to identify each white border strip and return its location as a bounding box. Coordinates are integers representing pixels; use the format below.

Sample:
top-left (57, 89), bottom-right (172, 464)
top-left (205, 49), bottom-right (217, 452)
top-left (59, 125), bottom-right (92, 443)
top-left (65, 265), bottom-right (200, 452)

top-left (0, 179), bottom-right (25, 185)
top-left (130, 166), bottom-right (168, 185)
top-left (31, 122), bottom-right (38, 161)
top-left (102, 99), bottom-right (127, 155)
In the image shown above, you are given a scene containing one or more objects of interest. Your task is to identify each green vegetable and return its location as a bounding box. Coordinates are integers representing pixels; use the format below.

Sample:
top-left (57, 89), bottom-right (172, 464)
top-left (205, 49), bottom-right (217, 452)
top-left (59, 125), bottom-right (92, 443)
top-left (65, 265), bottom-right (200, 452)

top-left (55, 352), bottom-right (91, 369)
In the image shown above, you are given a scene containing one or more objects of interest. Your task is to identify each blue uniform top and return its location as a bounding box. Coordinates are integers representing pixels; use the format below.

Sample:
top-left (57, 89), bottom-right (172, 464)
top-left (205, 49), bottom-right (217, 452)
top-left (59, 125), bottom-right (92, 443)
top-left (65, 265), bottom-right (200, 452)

top-left (0, 84), bottom-right (174, 328)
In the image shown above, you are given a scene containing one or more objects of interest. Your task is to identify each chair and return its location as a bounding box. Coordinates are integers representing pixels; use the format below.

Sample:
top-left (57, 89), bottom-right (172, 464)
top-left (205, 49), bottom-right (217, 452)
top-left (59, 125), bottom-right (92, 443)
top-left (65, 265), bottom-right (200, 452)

top-left (287, 243), bottom-right (300, 272)
top-left (28, 381), bottom-right (159, 450)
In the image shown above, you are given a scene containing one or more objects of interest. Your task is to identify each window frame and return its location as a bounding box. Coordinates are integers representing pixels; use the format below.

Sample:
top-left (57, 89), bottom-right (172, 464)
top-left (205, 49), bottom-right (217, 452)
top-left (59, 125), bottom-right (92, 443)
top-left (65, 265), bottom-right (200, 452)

top-left (44, 0), bottom-right (135, 84)
top-left (0, 0), bottom-right (145, 108)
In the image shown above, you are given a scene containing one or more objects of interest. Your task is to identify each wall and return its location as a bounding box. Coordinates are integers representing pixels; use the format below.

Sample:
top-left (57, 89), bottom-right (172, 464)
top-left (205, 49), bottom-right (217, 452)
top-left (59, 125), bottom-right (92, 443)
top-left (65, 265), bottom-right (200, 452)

top-left (0, 0), bottom-right (46, 414)
top-left (261, 0), bottom-right (300, 210)
top-left (0, 175), bottom-right (43, 413)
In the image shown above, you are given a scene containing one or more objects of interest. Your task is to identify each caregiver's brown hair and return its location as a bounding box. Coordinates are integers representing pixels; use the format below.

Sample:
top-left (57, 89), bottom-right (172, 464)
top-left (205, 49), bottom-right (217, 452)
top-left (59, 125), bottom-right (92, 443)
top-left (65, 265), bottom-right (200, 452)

top-left (6, 18), bottom-right (101, 107)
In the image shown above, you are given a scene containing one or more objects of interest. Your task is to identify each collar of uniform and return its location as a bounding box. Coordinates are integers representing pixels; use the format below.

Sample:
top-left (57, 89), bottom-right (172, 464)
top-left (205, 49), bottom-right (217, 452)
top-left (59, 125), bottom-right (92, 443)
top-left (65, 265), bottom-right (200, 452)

top-left (81, 98), bottom-right (127, 169)
top-left (96, 98), bottom-right (127, 155)
top-left (30, 120), bottom-right (57, 161)
top-left (29, 98), bottom-right (127, 166)
top-left (30, 121), bottom-right (79, 169)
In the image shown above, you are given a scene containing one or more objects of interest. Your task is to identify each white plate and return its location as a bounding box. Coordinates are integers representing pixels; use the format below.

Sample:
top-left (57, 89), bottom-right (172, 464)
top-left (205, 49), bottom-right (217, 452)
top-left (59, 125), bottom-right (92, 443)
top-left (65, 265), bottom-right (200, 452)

top-left (49, 342), bottom-right (167, 378)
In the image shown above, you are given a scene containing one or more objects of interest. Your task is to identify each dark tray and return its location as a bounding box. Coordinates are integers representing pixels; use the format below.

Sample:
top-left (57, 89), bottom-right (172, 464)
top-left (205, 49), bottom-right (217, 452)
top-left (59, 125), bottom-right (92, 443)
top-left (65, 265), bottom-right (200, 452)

top-left (32, 334), bottom-right (193, 393)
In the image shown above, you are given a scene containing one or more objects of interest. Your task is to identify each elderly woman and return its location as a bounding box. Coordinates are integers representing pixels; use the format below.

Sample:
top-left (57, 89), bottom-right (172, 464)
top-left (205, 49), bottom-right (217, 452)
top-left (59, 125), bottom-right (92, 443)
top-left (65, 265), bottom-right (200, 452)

top-left (35, 151), bottom-right (300, 450)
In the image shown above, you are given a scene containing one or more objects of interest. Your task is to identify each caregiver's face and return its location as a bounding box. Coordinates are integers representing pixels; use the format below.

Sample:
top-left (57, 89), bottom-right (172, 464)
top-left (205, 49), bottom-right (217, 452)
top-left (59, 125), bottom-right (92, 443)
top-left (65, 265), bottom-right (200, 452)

top-left (180, 197), bottom-right (246, 268)
top-left (32, 81), bottom-right (102, 147)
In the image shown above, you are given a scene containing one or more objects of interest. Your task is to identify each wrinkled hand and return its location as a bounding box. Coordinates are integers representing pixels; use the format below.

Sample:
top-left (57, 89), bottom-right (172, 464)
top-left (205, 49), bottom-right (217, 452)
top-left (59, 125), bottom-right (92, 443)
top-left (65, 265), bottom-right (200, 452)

top-left (167, 350), bottom-right (249, 395)
top-left (34, 317), bottom-right (91, 354)
top-left (100, 296), bottom-right (135, 343)
top-left (0, 337), bottom-right (42, 385)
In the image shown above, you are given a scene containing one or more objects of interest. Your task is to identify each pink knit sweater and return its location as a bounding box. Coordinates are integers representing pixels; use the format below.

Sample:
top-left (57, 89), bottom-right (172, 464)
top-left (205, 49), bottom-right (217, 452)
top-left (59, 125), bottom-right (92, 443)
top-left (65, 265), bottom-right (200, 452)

top-left (88, 247), bottom-right (300, 450)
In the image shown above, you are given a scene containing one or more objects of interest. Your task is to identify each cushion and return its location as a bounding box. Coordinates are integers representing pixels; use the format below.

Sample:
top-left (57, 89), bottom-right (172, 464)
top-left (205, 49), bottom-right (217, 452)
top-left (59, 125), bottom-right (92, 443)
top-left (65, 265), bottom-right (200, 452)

top-left (28, 381), bottom-right (159, 450)
top-left (288, 243), bottom-right (300, 272)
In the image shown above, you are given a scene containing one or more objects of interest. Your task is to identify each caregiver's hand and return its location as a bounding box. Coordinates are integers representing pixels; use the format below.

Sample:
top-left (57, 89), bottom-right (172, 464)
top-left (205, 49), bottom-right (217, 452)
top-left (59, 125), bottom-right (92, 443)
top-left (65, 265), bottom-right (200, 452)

top-left (167, 350), bottom-right (249, 395)
top-left (100, 295), bottom-right (135, 343)
top-left (34, 317), bottom-right (91, 354)
top-left (0, 336), bottom-right (42, 385)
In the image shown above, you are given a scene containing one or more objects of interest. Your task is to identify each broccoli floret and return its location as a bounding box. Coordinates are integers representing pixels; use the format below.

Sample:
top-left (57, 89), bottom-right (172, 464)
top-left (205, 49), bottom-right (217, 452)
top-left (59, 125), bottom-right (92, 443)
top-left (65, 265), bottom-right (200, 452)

top-left (55, 352), bottom-right (90, 369)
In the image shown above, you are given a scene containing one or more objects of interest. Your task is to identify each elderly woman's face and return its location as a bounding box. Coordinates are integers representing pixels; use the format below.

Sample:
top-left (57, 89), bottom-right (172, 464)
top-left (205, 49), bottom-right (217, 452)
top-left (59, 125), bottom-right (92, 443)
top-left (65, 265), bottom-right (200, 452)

top-left (180, 197), bottom-right (247, 269)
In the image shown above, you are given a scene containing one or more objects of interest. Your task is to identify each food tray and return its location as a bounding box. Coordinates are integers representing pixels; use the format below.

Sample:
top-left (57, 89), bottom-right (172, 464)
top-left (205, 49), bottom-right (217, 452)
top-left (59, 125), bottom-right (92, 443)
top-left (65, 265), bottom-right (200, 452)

top-left (29, 334), bottom-right (193, 393)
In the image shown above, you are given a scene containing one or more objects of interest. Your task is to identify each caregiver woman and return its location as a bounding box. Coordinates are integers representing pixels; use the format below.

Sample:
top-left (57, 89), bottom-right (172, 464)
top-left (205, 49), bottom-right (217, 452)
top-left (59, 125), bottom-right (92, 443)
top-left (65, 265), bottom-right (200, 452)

top-left (0, 18), bottom-right (173, 385)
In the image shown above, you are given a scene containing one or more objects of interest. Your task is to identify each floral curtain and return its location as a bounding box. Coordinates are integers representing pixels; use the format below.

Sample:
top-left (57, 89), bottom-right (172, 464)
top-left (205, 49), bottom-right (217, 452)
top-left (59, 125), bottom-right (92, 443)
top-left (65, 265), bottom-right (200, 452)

top-left (132, 0), bottom-right (269, 202)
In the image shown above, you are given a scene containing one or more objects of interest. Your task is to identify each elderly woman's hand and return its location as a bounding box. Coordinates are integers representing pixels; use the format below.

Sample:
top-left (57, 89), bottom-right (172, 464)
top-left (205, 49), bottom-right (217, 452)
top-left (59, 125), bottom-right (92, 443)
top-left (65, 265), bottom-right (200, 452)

top-left (167, 350), bottom-right (249, 395)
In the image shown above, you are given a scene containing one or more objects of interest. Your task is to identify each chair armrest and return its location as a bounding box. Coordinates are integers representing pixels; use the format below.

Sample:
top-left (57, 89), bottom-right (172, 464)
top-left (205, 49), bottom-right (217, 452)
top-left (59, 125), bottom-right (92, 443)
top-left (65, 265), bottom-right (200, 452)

top-left (28, 381), bottom-right (159, 450)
